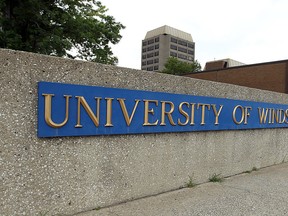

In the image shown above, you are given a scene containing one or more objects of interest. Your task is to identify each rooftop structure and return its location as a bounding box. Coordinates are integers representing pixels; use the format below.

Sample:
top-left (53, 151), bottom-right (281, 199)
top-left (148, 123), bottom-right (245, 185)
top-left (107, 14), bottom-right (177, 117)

top-left (204, 58), bottom-right (245, 70)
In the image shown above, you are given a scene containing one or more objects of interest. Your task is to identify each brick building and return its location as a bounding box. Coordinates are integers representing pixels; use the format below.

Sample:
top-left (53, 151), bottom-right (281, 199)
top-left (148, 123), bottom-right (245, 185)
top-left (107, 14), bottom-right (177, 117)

top-left (184, 59), bottom-right (288, 94)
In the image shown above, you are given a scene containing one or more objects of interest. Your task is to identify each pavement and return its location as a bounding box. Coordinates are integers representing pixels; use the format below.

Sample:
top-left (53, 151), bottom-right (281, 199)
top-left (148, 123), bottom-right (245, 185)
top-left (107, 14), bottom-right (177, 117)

top-left (76, 163), bottom-right (288, 216)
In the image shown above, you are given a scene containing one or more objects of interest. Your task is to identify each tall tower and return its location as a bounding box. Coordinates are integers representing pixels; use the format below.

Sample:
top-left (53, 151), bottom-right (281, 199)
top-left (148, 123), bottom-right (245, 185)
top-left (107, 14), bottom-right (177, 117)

top-left (141, 25), bottom-right (195, 72)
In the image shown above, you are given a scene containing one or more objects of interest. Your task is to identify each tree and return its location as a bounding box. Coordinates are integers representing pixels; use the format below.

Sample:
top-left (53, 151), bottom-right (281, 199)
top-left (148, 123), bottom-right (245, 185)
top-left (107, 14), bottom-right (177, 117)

top-left (0, 0), bottom-right (125, 65)
top-left (161, 57), bottom-right (201, 75)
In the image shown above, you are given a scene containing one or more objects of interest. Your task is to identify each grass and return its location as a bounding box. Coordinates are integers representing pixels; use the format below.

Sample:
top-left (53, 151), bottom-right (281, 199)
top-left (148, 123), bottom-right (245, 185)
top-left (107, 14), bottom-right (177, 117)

top-left (244, 166), bottom-right (259, 174)
top-left (185, 176), bottom-right (196, 188)
top-left (209, 173), bottom-right (224, 182)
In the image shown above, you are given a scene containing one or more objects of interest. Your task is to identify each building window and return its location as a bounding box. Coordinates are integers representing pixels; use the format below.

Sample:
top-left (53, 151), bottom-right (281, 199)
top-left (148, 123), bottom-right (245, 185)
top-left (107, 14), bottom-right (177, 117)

top-left (155, 37), bottom-right (159, 42)
top-left (142, 61), bottom-right (146, 66)
top-left (155, 44), bottom-right (159, 49)
top-left (142, 41), bottom-right (147, 46)
top-left (142, 48), bottom-right (146, 53)
top-left (178, 47), bottom-right (187, 53)
top-left (178, 40), bottom-right (187, 46)
top-left (154, 58), bottom-right (159, 63)
top-left (178, 53), bottom-right (187, 60)
top-left (188, 43), bottom-right (194, 48)
top-left (188, 49), bottom-right (194, 55)
top-left (142, 55), bottom-right (146, 59)
top-left (148, 39), bottom-right (154, 45)
top-left (154, 51), bottom-right (159, 56)
top-left (147, 60), bottom-right (154, 65)
top-left (142, 67), bottom-right (146, 70)
top-left (170, 51), bottom-right (177, 57)
top-left (154, 65), bottom-right (159, 70)
top-left (147, 53), bottom-right (154, 58)
top-left (171, 37), bottom-right (177, 43)
top-left (170, 44), bottom-right (177, 50)
top-left (147, 45), bottom-right (154, 51)
top-left (147, 66), bottom-right (153, 71)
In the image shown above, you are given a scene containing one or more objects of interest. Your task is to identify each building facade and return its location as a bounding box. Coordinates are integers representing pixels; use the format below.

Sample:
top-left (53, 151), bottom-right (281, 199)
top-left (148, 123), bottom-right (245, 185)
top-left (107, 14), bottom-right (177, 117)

top-left (184, 59), bottom-right (288, 94)
top-left (141, 25), bottom-right (195, 72)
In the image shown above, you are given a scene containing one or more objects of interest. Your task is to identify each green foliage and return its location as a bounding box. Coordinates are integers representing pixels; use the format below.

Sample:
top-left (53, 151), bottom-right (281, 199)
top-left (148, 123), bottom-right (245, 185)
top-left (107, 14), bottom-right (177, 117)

top-left (161, 57), bottom-right (201, 75)
top-left (244, 166), bottom-right (259, 174)
top-left (209, 173), bottom-right (224, 183)
top-left (0, 0), bottom-right (125, 65)
top-left (185, 176), bottom-right (196, 188)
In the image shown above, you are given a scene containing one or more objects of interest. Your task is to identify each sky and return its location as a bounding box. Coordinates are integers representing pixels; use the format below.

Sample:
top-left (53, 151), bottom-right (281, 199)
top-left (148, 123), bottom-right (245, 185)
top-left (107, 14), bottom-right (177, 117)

top-left (100, 0), bottom-right (288, 70)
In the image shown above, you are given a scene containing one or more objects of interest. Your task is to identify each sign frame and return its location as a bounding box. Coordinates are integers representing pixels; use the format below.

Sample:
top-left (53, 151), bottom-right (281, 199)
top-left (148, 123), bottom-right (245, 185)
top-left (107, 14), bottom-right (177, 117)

top-left (37, 81), bottom-right (288, 137)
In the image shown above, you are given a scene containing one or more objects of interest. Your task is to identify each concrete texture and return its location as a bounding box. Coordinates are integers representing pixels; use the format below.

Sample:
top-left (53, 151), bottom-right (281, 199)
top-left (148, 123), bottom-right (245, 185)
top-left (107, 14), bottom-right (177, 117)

top-left (78, 163), bottom-right (288, 216)
top-left (1, 49), bottom-right (288, 216)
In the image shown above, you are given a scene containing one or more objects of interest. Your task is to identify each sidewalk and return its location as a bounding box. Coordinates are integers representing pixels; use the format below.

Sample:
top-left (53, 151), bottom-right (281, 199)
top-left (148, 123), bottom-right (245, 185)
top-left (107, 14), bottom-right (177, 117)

top-left (76, 163), bottom-right (288, 216)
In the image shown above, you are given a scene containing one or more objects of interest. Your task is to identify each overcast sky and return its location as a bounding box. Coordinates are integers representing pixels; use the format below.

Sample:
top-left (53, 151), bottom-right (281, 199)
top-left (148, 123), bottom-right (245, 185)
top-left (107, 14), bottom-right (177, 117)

top-left (100, 0), bottom-right (288, 70)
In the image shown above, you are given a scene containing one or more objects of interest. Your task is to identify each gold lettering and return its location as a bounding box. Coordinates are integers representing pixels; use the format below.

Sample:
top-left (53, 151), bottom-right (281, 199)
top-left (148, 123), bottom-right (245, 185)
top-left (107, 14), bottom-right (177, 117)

top-left (258, 108), bottom-right (268, 124)
top-left (105, 98), bottom-right (114, 127)
top-left (117, 98), bottom-right (140, 126)
top-left (75, 96), bottom-right (101, 127)
top-left (197, 103), bottom-right (211, 125)
top-left (244, 106), bottom-right (252, 124)
top-left (271, 109), bottom-right (275, 123)
top-left (232, 105), bottom-right (244, 125)
top-left (268, 108), bottom-right (273, 124)
top-left (273, 109), bottom-right (279, 123)
top-left (278, 109), bottom-right (285, 124)
top-left (160, 101), bottom-right (176, 126)
top-left (211, 104), bottom-right (223, 125)
top-left (178, 102), bottom-right (189, 126)
top-left (190, 103), bottom-right (195, 125)
top-left (285, 109), bottom-right (288, 124)
top-left (143, 100), bottom-right (159, 126)
top-left (43, 94), bottom-right (71, 128)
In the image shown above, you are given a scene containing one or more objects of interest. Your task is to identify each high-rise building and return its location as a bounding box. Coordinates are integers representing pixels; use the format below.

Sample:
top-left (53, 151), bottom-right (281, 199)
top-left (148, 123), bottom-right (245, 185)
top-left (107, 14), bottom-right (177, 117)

top-left (141, 25), bottom-right (195, 72)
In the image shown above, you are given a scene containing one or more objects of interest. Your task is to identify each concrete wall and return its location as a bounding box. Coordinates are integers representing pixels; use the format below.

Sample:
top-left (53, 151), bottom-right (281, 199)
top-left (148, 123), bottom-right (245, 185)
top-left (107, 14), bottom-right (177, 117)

top-left (185, 60), bottom-right (288, 94)
top-left (1, 49), bottom-right (288, 216)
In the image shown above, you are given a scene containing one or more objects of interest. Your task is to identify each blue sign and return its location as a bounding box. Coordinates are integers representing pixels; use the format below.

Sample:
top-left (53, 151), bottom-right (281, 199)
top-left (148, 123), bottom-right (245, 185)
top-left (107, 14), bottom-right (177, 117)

top-left (37, 81), bottom-right (288, 137)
